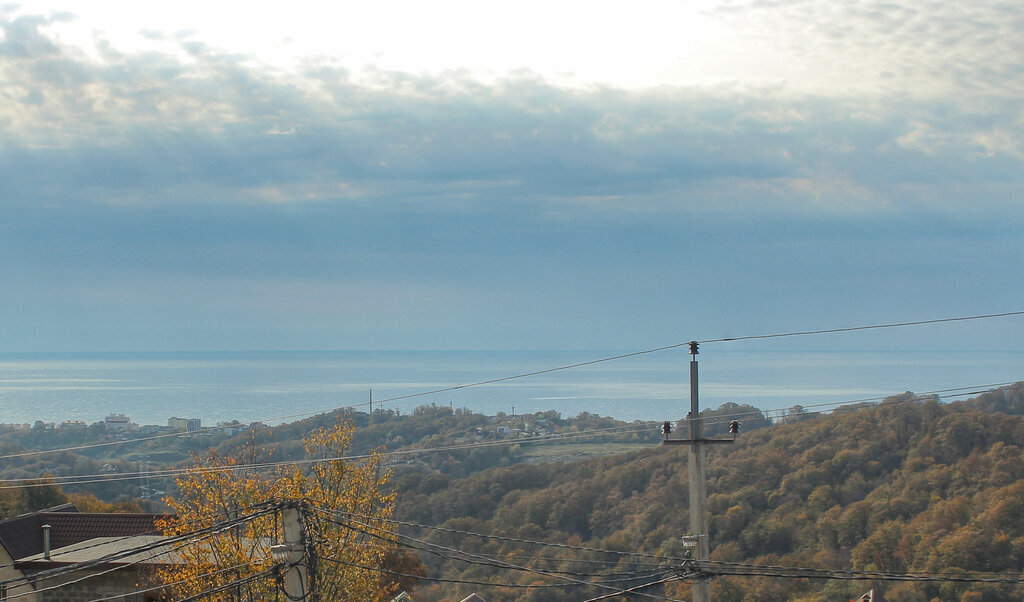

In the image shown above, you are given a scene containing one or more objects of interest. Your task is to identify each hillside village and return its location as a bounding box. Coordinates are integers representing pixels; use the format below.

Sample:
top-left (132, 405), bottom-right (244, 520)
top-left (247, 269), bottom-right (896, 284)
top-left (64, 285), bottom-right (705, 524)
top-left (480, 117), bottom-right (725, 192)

top-left (1, 413), bottom-right (268, 438)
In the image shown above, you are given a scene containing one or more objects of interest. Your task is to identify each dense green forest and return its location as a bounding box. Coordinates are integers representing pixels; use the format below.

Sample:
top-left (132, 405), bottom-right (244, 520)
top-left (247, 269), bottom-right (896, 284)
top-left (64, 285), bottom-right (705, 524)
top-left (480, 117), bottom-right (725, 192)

top-left (3, 384), bottom-right (1024, 600)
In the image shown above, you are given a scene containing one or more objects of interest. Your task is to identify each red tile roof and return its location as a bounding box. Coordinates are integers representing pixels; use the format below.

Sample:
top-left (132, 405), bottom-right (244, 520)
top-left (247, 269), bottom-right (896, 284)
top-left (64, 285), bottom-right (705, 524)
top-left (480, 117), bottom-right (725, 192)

top-left (0, 504), bottom-right (168, 560)
top-left (44, 513), bottom-right (165, 550)
top-left (0, 503), bottom-right (77, 560)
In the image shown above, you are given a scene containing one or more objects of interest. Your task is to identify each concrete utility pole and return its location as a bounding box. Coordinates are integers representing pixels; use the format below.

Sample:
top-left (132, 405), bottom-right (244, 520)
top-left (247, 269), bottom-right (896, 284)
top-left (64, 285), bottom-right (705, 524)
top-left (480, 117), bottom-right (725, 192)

top-left (687, 342), bottom-right (711, 602)
top-left (272, 506), bottom-right (309, 600)
top-left (662, 342), bottom-right (733, 602)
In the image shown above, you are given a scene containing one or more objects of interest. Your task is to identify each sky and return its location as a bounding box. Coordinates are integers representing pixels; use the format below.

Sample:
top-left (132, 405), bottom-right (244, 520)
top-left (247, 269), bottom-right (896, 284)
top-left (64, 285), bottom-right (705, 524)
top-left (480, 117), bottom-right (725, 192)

top-left (1, 0), bottom-right (1022, 354)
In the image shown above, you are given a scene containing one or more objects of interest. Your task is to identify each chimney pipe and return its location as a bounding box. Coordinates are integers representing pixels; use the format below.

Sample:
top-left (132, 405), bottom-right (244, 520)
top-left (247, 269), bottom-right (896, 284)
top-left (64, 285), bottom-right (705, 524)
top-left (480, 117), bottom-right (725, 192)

top-left (42, 524), bottom-right (52, 560)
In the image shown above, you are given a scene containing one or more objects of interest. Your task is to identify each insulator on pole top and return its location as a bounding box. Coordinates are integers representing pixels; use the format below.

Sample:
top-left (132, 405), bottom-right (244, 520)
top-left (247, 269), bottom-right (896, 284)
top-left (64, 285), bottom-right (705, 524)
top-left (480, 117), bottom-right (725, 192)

top-left (688, 341), bottom-right (699, 356)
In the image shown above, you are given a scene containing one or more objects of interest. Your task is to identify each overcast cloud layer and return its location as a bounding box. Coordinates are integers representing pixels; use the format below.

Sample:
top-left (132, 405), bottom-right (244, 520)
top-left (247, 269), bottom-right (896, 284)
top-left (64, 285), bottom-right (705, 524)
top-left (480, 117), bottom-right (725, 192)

top-left (1, 3), bottom-right (1022, 352)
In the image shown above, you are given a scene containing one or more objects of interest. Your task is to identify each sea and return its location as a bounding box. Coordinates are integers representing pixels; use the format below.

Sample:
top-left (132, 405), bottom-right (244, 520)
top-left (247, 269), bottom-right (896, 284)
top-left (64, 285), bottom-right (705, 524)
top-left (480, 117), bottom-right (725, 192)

top-left (0, 350), bottom-right (1020, 428)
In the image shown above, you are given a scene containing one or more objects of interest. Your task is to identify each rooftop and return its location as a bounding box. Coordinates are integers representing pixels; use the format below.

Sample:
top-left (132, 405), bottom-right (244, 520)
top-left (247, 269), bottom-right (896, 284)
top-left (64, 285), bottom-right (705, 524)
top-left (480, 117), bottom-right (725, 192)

top-left (0, 504), bottom-right (166, 561)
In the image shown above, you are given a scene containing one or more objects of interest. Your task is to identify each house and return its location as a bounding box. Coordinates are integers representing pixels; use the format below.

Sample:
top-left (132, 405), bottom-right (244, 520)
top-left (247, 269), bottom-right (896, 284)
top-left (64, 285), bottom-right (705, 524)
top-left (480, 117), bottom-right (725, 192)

top-left (16, 535), bottom-right (176, 601)
top-left (0, 503), bottom-right (171, 601)
top-left (0, 503), bottom-right (77, 601)
top-left (103, 414), bottom-right (132, 433)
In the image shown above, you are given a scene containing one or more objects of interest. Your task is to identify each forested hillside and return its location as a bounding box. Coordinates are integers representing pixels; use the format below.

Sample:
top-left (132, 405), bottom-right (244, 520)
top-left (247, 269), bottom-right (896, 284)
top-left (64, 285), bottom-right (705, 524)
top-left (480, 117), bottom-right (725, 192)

top-left (4, 384), bottom-right (1023, 601)
top-left (392, 384), bottom-right (1024, 601)
top-left (0, 404), bottom-right (697, 516)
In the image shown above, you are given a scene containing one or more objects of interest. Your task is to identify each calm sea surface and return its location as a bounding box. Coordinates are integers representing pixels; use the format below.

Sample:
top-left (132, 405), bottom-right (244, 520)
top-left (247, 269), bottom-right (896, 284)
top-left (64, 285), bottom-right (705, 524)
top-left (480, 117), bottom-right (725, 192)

top-left (0, 350), bottom-right (1020, 427)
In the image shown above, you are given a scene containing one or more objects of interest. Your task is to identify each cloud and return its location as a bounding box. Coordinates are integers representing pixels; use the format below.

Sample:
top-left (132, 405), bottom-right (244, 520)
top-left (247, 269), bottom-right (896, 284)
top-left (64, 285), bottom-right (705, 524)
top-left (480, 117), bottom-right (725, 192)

top-left (708, 0), bottom-right (1024, 101)
top-left (1, 7), bottom-right (1022, 352)
top-left (1, 6), bottom-right (1021, 222)
top-left (0, 11), bottom-right (70, 57)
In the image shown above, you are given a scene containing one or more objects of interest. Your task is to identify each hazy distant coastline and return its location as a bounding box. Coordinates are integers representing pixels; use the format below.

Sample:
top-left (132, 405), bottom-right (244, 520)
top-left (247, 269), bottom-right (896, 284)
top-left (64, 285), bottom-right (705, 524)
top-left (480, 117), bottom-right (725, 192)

top-left (2, 349), bottom-right (1021, 427)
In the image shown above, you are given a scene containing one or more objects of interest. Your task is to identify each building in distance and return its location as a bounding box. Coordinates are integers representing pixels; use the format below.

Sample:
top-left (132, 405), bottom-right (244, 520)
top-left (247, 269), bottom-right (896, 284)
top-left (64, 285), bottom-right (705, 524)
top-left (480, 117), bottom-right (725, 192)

top-left (103, 413), bottom-right (132, 432)
top-left (167, 417), bottom-right (202, 432)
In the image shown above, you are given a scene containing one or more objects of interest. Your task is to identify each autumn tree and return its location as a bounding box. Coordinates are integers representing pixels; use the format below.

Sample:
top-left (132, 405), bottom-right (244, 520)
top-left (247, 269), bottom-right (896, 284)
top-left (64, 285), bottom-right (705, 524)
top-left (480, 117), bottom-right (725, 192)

top-left (0, 476), bottom-right (68, 519)
top-left (157, 421), bottom-right (417, 601)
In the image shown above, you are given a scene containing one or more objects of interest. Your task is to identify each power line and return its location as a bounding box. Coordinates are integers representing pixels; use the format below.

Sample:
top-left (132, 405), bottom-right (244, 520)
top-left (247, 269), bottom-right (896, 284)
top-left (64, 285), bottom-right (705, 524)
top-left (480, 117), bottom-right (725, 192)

top-left (3, 310), bottom-right (1020, 462)
top-left (175, 566), bottom-right (281, 602)
top-left (0, 426), bottom-right (239, 460)
top-left (0, 504), bottom-right (281, 598)
top-left (695, 381), bottom-right (1021, 426)
top-left (5, 544), bottom-right (180, 601)
top-left (367, 311), bottom-right (1024, 409)
top-left (4, 375), bottom-right (1013, 469)
top-left (0, 423), bottom-right (657, 490)
top-left (336, 502), bottom-right (1024, 594)
top-left (582, 574), bottom-right (684, 602)
top-left (328, 508), bottom-right (689, 563)
top-left (324, 509), bottom-right (673, 583)
top-left (8, 532), bottom-right (257, 602)
top-left (0, 406), bottom-right (379, 461)
top-left (698, 311), bottom-right (1024, 344)
top-left (83, 561), bottom-right (261, 602)
top-left (706, 560), bottom-right (1024, 585)
top-left (2, 378), bottom-right (1020, 492)
top-left (0, 500), bottom-right (283, 576)
top-left (324, 512), bottom-right (685, 600)
top-left (322, 554), bottom-right (678, 595)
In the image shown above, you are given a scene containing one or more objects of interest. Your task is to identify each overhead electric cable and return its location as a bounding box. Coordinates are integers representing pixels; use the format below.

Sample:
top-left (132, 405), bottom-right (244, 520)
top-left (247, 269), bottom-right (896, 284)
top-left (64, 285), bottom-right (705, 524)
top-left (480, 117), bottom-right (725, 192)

top-left (0, 500), bottom-right (282, 575)
top-left (698, 311), bottom-right (1024, 344)
top-left (174, 567), bottom-right (281, 602)
top-left (661, 381), bottom-right (1021, 430)
top-left (83, 561), bottom-right (261, 602)
top-left (319, 509), bottom-right (672, 583)
top-left (0, 426), bottom-right (241, 460)
top-left (582, 574), bottom-right (684, 602)
top-left (321, 554), bottom-right (678, 594)
top-left (5, 544), bottom-right (180, 601)
top-left (0, 423), bottom-right (656, 490)
top-left (4, 310), bottom-right (1020, 461)
top-left (0, 376), bottom-right (1018, 491)
top-left (3, 376), bottom-right (1019, 492)
top-left (707, 563), bottom-right (1024, 585)
top-left (320, 510), bottom-right (682, 599)
top-left (705, 558), bottom-right (1024, 580)
top-left (0, 407), bottom-right (645, 463)
top-left (8, 530), bottom-right (262, 602)
top-left (330, 509), bottom-right (689, 563)
top-left (0, 503), bottom-right (280, 589)
top-left (366, 311), bottom-right (1024, 409)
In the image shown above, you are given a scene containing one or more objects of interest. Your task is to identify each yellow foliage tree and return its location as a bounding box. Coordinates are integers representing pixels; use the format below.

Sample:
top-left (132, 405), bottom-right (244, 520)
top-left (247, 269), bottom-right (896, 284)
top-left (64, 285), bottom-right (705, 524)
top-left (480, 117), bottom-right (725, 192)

top-left (156, 421), bottom-right (406, 601)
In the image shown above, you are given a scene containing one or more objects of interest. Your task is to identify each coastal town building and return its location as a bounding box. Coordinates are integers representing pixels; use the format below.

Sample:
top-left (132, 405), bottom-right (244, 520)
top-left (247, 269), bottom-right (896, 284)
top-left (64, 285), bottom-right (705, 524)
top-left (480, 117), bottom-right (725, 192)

top-left (167, 417), bottom-right (202, 432)
top-left (102, 413), bottom-right (132, 432)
